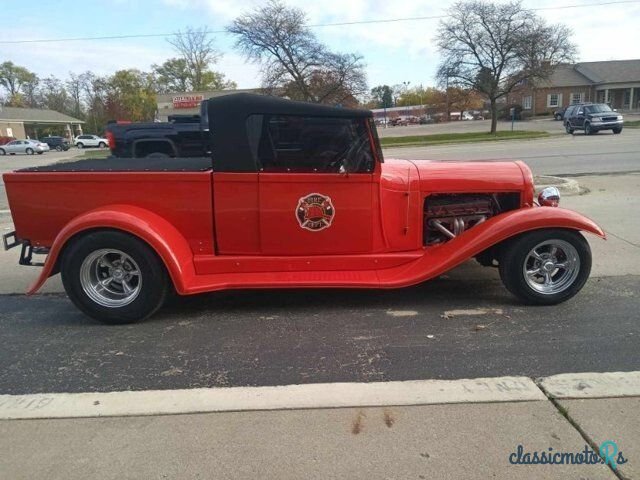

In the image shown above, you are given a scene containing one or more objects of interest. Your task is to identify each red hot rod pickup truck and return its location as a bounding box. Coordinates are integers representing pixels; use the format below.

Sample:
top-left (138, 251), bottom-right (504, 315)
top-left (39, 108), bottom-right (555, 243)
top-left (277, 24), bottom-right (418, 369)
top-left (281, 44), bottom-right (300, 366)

top-left (2, 94), bottom-right (604, 324)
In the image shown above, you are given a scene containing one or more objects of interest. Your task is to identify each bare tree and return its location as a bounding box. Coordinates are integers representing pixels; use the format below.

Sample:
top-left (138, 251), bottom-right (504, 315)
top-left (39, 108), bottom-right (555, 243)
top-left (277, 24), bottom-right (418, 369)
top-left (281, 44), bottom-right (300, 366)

top-left (435, 1), bottom-right (576, 133)
top-left (66, 72), bottom-right (84, 119)
top-left (168, 27), bottom-right (223, 91)
top-left (227, 0), bottom-right (367, 104)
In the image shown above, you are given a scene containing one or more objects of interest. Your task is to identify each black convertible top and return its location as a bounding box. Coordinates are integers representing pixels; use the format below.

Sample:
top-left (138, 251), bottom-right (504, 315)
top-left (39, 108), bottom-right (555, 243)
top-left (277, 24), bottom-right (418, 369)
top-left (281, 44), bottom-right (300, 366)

top-left (208, 93), bottom-right (373, 172)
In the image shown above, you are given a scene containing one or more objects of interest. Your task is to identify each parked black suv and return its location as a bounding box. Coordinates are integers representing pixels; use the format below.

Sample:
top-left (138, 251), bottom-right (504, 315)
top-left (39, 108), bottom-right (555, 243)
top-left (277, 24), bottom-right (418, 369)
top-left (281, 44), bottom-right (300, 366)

top-left (565, 103), bottom-right (623, 135)
top-left (40, 136), bottom-right (70, 151)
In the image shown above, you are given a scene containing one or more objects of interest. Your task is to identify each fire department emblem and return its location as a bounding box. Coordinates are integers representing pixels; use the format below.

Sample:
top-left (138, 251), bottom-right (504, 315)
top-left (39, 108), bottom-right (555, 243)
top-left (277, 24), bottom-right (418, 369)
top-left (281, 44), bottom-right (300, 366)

top-left (296, 193), bottom-right (335, 231)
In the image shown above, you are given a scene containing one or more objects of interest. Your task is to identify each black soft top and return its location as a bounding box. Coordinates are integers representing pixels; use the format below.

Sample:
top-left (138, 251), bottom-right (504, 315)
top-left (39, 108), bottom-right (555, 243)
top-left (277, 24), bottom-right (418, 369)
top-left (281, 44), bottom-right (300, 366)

top-left (208, 93), bottom-right (372, 172)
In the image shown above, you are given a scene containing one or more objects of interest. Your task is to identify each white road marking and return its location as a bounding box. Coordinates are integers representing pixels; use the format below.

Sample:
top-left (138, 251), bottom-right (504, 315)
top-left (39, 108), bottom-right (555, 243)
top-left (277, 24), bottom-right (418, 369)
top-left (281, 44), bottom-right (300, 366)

top-left (537, 371), bottom-right (640, 399)
top-left (0, 376), bottom-right (544, 420)
top-left (386, 310), bottom-right (418, 317)
top-left (441, 308), bottom-right (504, 319)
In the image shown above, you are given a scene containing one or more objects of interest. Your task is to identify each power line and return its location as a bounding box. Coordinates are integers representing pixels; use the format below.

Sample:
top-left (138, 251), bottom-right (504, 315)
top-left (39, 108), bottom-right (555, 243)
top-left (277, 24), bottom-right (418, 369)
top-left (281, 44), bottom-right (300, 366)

top-left (1, 0), bottom-right (638, 44)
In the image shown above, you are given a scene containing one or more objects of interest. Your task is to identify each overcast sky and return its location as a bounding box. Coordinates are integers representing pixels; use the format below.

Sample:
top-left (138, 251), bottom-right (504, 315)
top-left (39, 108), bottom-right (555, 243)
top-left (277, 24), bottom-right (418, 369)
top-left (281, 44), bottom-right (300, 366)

top-left (1, 0), bottom-right (639, 91)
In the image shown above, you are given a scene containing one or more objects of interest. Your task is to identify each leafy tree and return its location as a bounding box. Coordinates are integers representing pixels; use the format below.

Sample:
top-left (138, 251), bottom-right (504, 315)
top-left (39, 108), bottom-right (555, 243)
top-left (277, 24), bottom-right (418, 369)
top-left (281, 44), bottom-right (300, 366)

top-left (228, 0), bottom-right (367, 104)
top-left (435, 0), bottom-right (575, 132)
top-left (105, 69), bottom-right (157, 122)
top-left (370, 85), bottom-right (394, 109)
top-left (447, 87), bottom-right (484, 117)
top-left (0, 62), bottom-right (38, 106)
top-left (153, 58), bottom-right (191, 93)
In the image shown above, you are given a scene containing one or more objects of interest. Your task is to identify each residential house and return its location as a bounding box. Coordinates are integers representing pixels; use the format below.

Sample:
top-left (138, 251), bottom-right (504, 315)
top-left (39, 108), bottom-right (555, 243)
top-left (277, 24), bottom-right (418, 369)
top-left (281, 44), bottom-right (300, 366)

top-left (507, 59), bottom-right (640, 115)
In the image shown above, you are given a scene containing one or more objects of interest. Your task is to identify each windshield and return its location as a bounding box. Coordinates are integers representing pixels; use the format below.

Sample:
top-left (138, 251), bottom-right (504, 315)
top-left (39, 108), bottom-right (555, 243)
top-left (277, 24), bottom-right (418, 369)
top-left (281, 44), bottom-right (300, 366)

top-left (587, 104), bottom-right (613, 113)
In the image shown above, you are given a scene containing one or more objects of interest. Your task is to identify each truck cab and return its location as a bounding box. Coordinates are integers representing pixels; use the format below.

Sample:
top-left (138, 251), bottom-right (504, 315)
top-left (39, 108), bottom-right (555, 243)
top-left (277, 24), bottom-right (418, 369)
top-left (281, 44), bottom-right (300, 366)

top-left (2, 94), bottom-right (604, 324)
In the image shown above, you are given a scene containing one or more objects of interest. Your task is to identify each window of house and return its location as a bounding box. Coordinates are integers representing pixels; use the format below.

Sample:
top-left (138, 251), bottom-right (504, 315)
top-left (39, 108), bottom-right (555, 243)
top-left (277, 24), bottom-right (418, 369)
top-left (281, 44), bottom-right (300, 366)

top-left (547, 93), bottom-right (561, 108)
top-left (246, 115), bottom-right (375, 174)
top-left (571, 92), bottom-right (584, 104)
top-left (523, 96), bottom-right (533, 110)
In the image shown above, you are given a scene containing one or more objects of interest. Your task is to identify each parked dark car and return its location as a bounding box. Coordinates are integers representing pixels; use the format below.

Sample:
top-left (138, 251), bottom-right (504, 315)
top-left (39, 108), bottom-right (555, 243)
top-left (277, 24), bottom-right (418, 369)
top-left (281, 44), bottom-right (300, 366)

top-left (553, 106), bottom-right (567, 121)
top-left (40, 136), bottom-right (70, 151)
top-left (565, 103), bottom-right (623, 135)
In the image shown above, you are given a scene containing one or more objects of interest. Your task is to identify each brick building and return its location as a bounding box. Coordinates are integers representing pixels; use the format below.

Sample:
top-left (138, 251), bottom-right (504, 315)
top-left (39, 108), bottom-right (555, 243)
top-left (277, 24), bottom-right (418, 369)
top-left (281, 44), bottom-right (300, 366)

top-left (507, 59), bottom-right (640, 115)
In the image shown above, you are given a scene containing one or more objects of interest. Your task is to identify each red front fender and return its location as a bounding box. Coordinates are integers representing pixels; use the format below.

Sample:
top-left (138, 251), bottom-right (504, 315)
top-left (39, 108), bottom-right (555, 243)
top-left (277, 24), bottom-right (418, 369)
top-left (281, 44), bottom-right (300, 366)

top-left (378, 206), bottom-right (605, 287)
top-left (27, 205), bottom-right (197, 295)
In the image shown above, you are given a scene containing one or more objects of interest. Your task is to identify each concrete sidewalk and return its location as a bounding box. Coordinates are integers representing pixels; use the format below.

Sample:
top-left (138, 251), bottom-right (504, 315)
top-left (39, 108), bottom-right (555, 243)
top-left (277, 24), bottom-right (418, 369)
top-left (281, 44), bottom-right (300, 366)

top-left (0, 372), bottom-right (637, 480)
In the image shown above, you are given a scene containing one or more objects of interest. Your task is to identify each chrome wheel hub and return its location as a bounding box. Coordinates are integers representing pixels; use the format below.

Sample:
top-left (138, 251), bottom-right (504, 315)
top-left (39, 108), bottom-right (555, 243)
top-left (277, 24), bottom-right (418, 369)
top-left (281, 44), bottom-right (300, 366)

top-left (80, 249), bottom-right (142, 308)
top-left (523, 240), bottom-right (580, 295)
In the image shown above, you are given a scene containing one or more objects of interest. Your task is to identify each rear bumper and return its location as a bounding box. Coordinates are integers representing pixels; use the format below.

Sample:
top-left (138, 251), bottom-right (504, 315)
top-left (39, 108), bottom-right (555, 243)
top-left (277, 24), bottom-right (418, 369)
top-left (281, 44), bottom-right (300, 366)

top-left (2, 231), bottom-right (46, 266)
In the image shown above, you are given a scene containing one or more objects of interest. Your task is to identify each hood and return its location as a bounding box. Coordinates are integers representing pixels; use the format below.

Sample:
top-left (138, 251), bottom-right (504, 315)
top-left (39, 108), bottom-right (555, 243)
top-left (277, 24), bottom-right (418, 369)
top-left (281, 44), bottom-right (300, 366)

top-left (382, 158), bottom-right (534, 205)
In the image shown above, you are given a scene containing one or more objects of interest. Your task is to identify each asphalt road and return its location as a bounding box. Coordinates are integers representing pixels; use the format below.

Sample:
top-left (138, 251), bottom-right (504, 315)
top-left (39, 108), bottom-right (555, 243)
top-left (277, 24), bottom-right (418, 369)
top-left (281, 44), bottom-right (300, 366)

top-left (385, 127), bottom-right (640, 176)
top-left (1, 270), bottom-right (638, 395)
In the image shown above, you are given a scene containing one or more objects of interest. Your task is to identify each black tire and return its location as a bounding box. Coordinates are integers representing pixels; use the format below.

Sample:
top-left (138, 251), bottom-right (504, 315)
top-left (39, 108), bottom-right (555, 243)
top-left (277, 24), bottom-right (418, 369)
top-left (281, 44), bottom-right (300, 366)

top-left (499, 229), bottom-right (591, 305)
top-left (77, 142), bottom-right (84, 149)
top-left (37, 151), bottom-right (43, 155)
top-left (555, 114), bottom-right (562, 121)
top-left (565, 122), bottom-right (574, 134)
top-left (613, 127), bottom-right (622, 134)
top-left (99, 142), bottom-right (107, 148)
top-left (585, 123), bottom-right (596, 135)
top-left (61, 230), bottom-right (169, 324)
top-left (26, 148), bottom-right (34, 155)
top-left (0, 148), bottom-right (5, 155)
top-left (56, 145), bottom-right (62, 151)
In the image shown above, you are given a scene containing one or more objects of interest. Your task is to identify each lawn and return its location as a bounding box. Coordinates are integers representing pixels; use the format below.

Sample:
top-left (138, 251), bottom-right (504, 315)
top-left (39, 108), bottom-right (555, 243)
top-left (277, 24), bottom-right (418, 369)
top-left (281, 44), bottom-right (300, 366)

top-left (78, 149), bottom-right (111, 159)
top-left (624, 120), bottom-right (640, 128)
top-left (379, 130), bottom-right (551, 148)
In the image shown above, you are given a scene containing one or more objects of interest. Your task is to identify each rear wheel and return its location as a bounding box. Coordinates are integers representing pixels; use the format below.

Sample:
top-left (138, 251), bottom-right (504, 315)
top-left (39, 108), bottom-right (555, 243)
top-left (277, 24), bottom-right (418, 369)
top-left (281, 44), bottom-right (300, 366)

top-left (499, 229), bottom-right (591, 305)
top-left (76, 142), bottom-right (84, 149)
top-left (61, 231), bottom-right (169, 324)
top-left (0, 148), bottom-right (5, 155)
top-left (56, 145), bottom-right (62, 151)
top-left (26, 148), bottom-right (34, 155)
top-left (565, 122), bottom-right (574, 134)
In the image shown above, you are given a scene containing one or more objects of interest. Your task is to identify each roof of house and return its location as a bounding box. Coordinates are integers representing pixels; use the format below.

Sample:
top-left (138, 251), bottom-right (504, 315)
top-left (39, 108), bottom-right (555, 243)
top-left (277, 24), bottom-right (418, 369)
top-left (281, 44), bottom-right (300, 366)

top-left (540, 64), bottom-right (594, 87)
top-left (0, 106), bottom-right (84, 124)
top-left (576, 59), bottom-right (640, 84)
top-left (540, 59), bottom-right (640, 87)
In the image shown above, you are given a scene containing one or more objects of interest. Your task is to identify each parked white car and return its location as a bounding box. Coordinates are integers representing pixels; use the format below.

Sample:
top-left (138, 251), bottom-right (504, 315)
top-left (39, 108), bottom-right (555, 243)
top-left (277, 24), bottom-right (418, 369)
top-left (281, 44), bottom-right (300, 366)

top-left (0, 139), bottom-right (50, 155)
top-left (75, 134), bottom-right (109, 149)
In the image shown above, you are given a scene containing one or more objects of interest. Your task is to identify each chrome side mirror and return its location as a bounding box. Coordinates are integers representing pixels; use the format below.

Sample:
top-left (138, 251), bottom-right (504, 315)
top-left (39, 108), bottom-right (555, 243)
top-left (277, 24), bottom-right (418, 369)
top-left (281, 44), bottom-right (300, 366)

top-left (538, 186), bottom-right (560, 207)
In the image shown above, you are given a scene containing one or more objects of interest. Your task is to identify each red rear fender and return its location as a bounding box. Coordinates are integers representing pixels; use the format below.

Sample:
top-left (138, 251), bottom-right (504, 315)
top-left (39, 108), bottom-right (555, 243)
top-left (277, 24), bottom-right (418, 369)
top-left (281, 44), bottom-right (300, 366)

top-left (27, 205), bottom-right (196, 295)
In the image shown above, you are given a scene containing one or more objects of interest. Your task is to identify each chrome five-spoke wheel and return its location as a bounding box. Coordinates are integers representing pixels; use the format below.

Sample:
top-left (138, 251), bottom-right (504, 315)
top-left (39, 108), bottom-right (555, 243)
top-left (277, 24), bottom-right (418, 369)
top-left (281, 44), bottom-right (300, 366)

top-left (523, 240), bottom-right (580, 295)
top-left (499, 229), bottom-right (591, 305)
top-left (79, 249), bottom-right (142, 307)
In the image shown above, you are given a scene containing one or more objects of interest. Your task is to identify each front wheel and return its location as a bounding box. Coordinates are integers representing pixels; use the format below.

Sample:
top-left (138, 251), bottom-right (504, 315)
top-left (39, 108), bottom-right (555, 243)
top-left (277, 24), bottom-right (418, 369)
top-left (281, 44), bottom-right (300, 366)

top-left (0, 148), bottom-right (5, 155)
top-left (76, 142), bottom-right (84, 149)
top-left (99, 142), bottom-right (106, 148)
top-left (499, 229), bottom-right (591, 305)
top-left (56, 145), bottom-right (63, 151)
top-left (585, 123), bottom-right (596, 135)
top-left (613, 127), bottom-right (623, 134)
top-left (61, 231), bottom-right (169, 324)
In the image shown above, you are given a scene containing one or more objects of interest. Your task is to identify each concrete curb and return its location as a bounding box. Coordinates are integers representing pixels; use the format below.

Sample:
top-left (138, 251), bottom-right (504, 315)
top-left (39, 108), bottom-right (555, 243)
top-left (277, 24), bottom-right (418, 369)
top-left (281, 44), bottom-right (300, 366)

top-left (537, 371), bottom-right (640, 399)
top-left (534, 175), bottom-right (585, 196)
top-left (0, 376), bottom-right (544, 420)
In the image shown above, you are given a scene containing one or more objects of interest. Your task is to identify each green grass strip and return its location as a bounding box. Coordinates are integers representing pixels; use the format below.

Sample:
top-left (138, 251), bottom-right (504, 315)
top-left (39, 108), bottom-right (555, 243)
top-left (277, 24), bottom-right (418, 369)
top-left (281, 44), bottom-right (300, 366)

top-left (380, 130), bottom-right (551, 147)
